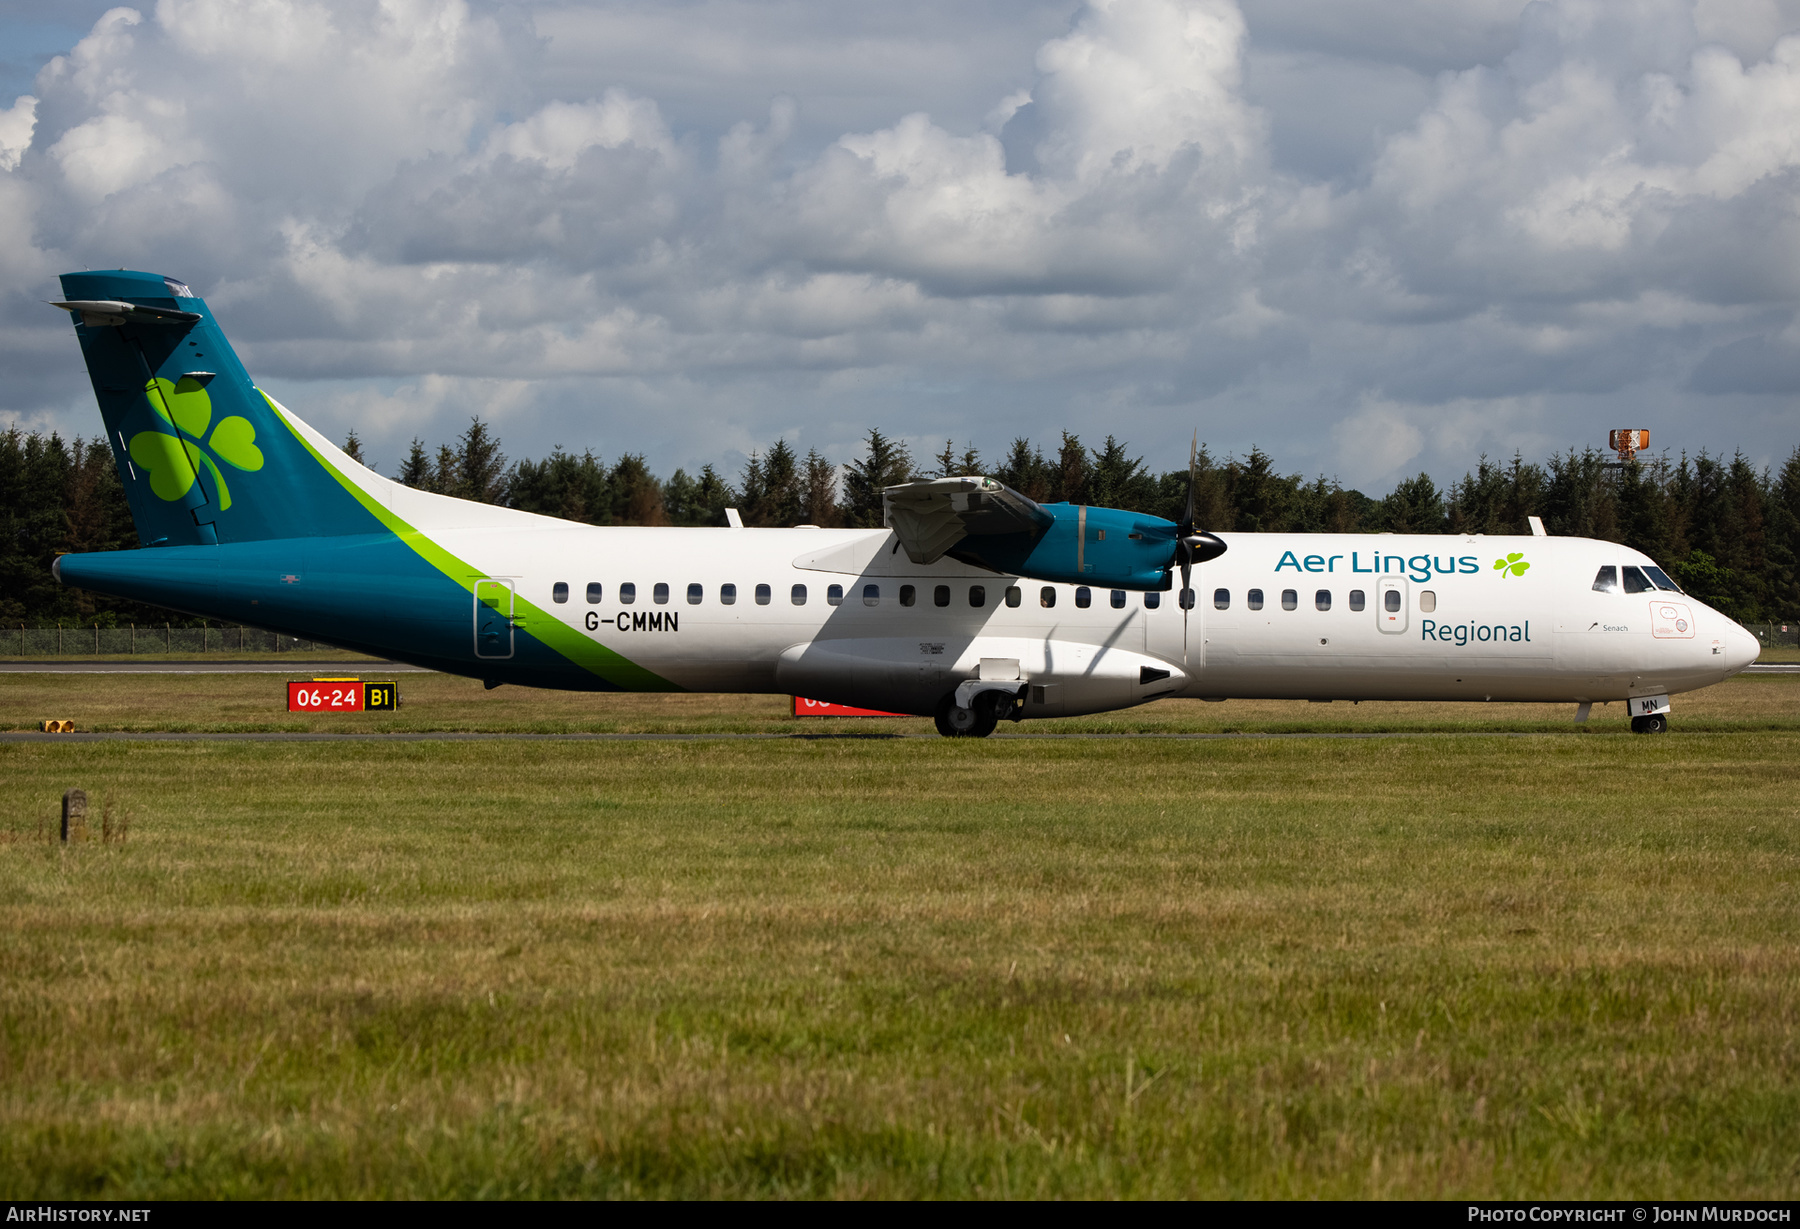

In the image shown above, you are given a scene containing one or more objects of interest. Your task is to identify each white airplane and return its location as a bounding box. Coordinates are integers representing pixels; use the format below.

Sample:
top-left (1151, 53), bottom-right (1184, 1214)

top-left (50, 269), bottom-right (1761, 735)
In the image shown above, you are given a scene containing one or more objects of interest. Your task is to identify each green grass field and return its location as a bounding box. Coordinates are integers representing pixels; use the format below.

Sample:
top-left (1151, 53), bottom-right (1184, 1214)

top-left (2, 676), bottom-right (1798, 1197)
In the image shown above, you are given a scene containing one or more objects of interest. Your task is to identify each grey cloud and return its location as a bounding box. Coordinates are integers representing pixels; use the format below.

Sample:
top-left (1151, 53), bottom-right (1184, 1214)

top-left (1, 0), bottom-right (1797, 492)
top-left (1690, 331), bottom-right (1800, 393)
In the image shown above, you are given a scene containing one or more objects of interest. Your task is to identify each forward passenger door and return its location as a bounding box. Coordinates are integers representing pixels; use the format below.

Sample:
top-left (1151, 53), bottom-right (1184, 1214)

top-left (1376, 578), bottom-right (1407, 634)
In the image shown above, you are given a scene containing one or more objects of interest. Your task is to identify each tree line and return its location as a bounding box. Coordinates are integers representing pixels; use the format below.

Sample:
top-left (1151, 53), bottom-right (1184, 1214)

top-left (5, 419), bottom-right (1797, 625)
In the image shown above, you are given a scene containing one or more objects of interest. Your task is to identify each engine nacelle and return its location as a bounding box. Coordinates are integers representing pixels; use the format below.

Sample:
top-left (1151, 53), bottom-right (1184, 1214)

top-left (882, 477), bottom-right (1225, 591)
top-left (949, 503), bottom-right (1178, 590)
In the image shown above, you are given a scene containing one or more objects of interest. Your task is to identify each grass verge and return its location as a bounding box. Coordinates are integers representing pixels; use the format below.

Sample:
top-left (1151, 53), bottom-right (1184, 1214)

top-left (2, 734), bottom-right (1797, 1197)
top-left (2, 671), bottom-right (1794, 735)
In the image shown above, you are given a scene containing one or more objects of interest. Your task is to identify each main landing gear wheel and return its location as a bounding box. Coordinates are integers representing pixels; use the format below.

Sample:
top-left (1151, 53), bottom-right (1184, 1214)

top-left (1631, 713), bottom-right (1669, 734)
top-left (935, 695), bottom-right (998, 738)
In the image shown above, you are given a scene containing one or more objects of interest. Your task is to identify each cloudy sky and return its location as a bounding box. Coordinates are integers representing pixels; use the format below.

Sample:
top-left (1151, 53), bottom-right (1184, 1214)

top-left (2, 0), bottom-right (1798, 491)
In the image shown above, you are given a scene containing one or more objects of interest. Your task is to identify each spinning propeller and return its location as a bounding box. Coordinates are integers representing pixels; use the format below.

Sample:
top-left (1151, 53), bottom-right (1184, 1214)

top-left (1173, 433), bottom-right (1226, 662)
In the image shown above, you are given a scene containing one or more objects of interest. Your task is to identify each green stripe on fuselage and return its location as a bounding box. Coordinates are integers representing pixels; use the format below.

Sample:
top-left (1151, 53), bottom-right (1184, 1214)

top-left (268, 393), bottom-right (678, 691)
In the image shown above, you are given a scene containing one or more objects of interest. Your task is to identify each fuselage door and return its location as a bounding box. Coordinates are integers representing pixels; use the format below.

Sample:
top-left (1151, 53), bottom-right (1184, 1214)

top-left (1376, 577), bottom-right (1408, 634)
top-left (474, 578), bottom-right (515, 659)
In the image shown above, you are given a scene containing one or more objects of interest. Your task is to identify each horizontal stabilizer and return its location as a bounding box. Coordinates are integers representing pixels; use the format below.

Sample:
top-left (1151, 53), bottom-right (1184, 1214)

top-left (51, 300), bottom-right (202, 327)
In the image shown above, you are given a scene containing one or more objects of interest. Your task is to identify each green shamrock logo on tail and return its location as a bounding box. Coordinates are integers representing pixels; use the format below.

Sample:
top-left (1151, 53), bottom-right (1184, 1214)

top-left (1493, 552), bottom-right (1530, 578)
top-left (129, 377), bottom-right (263, 509)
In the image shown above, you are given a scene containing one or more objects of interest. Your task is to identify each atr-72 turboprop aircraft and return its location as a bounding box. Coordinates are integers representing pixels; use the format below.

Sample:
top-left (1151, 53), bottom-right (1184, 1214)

top-left (47, 269), bottom-right (1759, 735)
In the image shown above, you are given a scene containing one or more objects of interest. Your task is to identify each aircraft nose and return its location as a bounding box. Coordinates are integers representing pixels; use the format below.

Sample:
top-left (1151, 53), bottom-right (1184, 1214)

top-left (1725, 621), bottom-right (1761, 672)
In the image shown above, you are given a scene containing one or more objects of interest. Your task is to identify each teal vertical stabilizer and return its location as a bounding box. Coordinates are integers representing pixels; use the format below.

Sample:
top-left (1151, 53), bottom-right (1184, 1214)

top-left (57, 270), bottom-right (381, 547)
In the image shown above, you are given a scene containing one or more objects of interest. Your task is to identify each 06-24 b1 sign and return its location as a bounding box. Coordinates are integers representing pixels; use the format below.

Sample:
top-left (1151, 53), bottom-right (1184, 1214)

top-left (286, 678), bottom-right (398, 712)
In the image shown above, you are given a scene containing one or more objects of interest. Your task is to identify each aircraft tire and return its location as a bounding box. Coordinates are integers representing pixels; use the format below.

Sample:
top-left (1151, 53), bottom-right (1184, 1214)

top-left (1630, 713), bottom-right (1669, 734)
top-left (935, 696), bottom-right (997, 738)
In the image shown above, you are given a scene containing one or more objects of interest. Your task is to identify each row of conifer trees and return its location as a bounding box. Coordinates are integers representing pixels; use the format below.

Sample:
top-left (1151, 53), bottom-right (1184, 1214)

top-left (4, 418), bottom-right (1797, 626)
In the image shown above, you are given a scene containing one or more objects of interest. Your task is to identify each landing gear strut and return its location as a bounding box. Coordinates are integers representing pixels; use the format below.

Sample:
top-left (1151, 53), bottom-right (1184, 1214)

top-left (1630, 713), bottom-right (1668, 734)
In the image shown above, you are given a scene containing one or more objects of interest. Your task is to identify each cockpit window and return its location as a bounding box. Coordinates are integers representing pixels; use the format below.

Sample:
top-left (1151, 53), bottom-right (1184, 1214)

top-left (1642, 565), bottom-right (1683, 593)
top-left (1622, 566), bottom-right (1653, 594)
top-left (1592, 566), bottom-right (1617, 593)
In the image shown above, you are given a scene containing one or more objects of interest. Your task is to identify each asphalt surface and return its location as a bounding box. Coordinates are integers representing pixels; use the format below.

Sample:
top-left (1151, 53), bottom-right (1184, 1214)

top-left (0, 729), bottom-right (1716, 744)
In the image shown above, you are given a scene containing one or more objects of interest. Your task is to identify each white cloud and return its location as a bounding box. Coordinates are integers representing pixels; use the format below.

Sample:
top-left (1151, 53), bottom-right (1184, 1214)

top-left (0, 95), bottom-right (37, 172)
top-left (3, 0), bottom-right (1799, 492)
top-left (479, 92), bottom-right (675, 170)
top-left (1331, 400), bottom-right (1425, 485)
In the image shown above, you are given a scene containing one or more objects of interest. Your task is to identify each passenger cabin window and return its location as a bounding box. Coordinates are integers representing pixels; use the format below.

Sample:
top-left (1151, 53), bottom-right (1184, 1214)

top-left (863, 584), bottom-right (880, 606)
top-left (1006, 587), bottom-right (1022, 608)
top-left (1281, 589), bottom-right (1298, 611)
top-left (970, 585), bottom-right (986, 608)
top-left (1179, 588), bottom-right (1195, 610)
top-left (1214, 588), bottom-right (1230, 610)
top-left (1623, 566), bottom-right (1653, 594)
top-left (687, 583), bottom-right (703, 605)
top-left (653, 583), bottom-right (669, 605)
top-left (935, 585), bottom-right (951, 608)
top-left (620, 582), bottom-right (637, 605)
top-left (1316, 590), bottom-right (1331, 611)
top-left (1642, 565), bottom-right (1682, 592)
top-left (552, 582), bottom-right (569, 604)
top-left (1144, 592), bottom-right (1160, 609)
top-left (586, 582), bottom-right (602, 604)
top-left (900, 585), bottom-right (916, 607)
top-left (1348, 589), bottom-right (1364, 611)
top-left (1075, 587), bottom-right (1091, 609)
top-left (721, 583), bottom-right (737, 605)
top-left (827, 584), bottom-right (844, 606)
top-left (1247, 588), bottom-right (1263, 611)
top-left (1592, 566), bottom-right (1618, 593)
top-left (791, 584), bottom-right (807, 605)
top-left (1384, 589), bottom-right (1401, 613)
top-left (1111, 589), bottom-right (1126, 609)
top-left (1419, 590), bottom-right (1435, 613)
top-left (1040, 587), bottom-right (1056, 608)
top-left (755, 583), bottom-right (771, 605)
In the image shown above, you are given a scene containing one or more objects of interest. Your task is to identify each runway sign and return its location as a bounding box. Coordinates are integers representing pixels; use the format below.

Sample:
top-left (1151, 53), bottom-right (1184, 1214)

top-left (287, 679), bottom-right (399, 712)
top-left (792, 697), bottom-right (906, 717)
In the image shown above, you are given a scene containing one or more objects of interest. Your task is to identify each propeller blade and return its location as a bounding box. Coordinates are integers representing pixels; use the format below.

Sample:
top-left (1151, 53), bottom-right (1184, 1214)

top-left (1182, 432), bottom-right (1197, 533)
top-left (1180, 554), bottom-right (1191, 664)
top-left (1177, 434), bottom-right (1198, 663)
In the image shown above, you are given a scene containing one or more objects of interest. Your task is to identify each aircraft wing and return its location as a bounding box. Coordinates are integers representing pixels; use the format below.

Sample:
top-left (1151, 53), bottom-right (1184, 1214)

top-left (882, 477), bottom-right (1054, 565)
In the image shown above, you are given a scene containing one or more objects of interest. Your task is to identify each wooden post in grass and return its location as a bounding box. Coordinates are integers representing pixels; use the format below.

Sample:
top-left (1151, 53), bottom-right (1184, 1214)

top-left (61, 789), bottom-right (86, 844)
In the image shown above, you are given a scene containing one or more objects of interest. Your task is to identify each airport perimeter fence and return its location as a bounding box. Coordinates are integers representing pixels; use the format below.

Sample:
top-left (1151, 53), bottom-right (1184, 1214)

top-left (1748, 623), bottom-right (1800, 647)
top-left (7, 625), bottom-right (339, 656)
